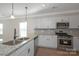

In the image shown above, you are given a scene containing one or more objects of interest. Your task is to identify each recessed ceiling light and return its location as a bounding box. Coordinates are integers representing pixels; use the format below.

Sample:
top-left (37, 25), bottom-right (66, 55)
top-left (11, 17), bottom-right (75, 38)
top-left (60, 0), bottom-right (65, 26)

top-left (42, 4), bottom-right (46, 7)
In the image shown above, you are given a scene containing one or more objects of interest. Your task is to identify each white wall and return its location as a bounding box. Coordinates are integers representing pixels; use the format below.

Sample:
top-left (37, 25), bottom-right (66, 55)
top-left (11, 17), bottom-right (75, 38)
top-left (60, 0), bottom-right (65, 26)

top-left (0, 19), bottom-right (11, 42)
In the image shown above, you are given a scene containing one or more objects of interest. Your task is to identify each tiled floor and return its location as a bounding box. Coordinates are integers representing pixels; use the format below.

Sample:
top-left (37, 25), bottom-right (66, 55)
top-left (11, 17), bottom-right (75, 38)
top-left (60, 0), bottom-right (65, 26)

top-left (35, 47), bottom-right (79, 56)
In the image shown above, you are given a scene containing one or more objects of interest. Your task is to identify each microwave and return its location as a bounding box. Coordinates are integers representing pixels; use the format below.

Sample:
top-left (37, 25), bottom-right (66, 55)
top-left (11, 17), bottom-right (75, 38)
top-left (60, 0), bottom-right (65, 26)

top-left (56, 22), bottom-right (69, 29)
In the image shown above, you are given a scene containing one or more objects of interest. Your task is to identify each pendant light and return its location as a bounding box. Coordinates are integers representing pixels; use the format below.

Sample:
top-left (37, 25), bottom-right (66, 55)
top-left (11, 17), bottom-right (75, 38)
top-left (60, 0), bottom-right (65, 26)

top-left (25, 7), bottom-right (28, 21)
top-left (10, 3), bottom-right (15, 19)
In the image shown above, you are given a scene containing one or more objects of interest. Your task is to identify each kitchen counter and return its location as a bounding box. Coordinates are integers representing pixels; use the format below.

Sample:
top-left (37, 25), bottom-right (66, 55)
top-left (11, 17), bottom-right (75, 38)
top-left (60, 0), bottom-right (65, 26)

top-left (0, 33), bottom-right (38, 56)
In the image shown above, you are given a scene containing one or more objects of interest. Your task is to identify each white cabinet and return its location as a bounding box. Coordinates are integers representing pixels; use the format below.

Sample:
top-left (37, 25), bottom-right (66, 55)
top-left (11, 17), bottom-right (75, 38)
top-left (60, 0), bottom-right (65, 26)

top-left (35, 19), bottom-right (56, 28)
top-left (9, 43), bottom-right (28, 56)
top-left (73, 37), bottom-right (79, 51)
top-left (38, 35), bottom-right (57, 48)
top-left (69, 16), bottom-right (79, 28)
top-left (69, 23), bottom-right (78, 28)
top-left (27, 40), bottom-right (34, 56)
top-left (9, 40), bottom-right (34, 56)
top-left (52, 36), bottom-right (57, 48)
top-left (34, 36), bottom-right (38, 53)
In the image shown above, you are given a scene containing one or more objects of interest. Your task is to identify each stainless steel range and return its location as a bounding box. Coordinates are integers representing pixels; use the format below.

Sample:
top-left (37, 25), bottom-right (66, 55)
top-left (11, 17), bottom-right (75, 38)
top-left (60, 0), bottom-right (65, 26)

top-left (56, 22), bottom-right (73, 50)
top-left (57, 35), bottom-right (73, 49)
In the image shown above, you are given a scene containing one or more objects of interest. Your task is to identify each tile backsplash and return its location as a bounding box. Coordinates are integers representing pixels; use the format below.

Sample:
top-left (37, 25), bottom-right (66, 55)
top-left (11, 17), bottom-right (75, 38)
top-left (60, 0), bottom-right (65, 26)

top-left (35, 28), bottom-right (56, 35)
top-left (35, 28), bottom-right (79, 37)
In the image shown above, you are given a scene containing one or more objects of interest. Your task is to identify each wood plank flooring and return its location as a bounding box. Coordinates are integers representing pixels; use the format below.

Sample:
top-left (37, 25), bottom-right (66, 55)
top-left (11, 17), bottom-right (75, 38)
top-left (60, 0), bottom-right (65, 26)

top-left (35, 47), bottom-right (79, 56)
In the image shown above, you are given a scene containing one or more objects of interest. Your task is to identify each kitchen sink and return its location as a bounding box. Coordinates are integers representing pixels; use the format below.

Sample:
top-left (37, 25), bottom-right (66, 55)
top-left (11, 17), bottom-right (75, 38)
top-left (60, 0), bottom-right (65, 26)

top-left (18, 37), bottom-right (29, 41)
top-left (2, 40), bottom-right (23, 46)
top-left (2, 37), bottom-right (29, 46)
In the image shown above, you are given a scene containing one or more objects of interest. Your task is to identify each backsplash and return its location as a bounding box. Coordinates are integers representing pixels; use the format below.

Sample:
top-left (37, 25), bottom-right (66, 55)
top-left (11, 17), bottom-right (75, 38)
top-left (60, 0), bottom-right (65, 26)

top-left (35, 28), bottom-right (79, 37)
top-left (35, 28), bottom-right (56, 35)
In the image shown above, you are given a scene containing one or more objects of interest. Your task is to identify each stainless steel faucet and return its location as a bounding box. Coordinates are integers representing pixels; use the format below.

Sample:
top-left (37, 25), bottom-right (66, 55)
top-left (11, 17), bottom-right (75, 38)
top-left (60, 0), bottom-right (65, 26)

top-left (13, 28), bottom-right (17, 45)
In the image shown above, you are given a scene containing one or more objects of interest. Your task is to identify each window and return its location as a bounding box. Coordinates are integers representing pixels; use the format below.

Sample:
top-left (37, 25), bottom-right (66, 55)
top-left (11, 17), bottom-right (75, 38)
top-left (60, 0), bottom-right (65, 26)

top-left (0, 39), bottom-right (3, 42)
top-left (0, 23), bottom-right (3, 42)
top-left (19, 22), bottom-right (27, 37)
top-left (0, 24), bottom-right (3, 34)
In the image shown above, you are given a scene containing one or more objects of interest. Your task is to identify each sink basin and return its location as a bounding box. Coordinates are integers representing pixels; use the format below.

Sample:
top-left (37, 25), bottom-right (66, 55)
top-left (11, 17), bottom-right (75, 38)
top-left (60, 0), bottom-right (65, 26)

top-left (2, 40), bottom-right (22, 46)
top-left (18, 37), bottom-right (29, 41)
top-left (2, 37), bottom-right (29, 46)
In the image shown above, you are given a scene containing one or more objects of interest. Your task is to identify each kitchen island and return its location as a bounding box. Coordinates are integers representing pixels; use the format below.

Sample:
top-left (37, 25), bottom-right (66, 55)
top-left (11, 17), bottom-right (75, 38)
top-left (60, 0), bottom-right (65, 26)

top-left (0, 33), bottom-right (38, 56)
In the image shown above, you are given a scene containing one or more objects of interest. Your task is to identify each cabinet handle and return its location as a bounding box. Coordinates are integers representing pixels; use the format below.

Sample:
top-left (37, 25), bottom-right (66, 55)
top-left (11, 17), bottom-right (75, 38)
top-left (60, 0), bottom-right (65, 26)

top-left (28, 48), bottom-right (30, 54)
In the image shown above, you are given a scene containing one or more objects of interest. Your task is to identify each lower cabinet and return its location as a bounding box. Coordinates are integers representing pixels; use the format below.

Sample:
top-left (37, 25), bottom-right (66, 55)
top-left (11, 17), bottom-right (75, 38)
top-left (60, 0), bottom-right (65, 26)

top-left (27, 40), bottom-right (34, 56)
top-left (34, 36), bottom-right (38, 53)
top-left (38, 35), bottom-right (57, 48)
top-left (73, 37), bottom-right (79, 51)
top-left (9, 40), bottom-right (34, 56)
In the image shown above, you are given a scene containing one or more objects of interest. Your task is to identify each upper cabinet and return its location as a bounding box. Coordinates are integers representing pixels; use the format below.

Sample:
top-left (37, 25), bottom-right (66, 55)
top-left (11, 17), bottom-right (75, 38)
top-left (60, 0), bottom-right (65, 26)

top-left (36, 15), bottom-right (79, 28)
top-left (35, 17), bottom-right (57, 28)
top-left (28, 15), bottom-right (79, 34)
top-left (69, 15), bottom-right (79, 28)
top-left (56, 16), bottom-right (79, 28)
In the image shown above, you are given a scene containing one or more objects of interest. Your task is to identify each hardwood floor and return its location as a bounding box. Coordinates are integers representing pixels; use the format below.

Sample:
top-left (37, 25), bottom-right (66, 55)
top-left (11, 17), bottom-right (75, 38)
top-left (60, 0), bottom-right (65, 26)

top-left (35, 47), bottom-right (79, 56)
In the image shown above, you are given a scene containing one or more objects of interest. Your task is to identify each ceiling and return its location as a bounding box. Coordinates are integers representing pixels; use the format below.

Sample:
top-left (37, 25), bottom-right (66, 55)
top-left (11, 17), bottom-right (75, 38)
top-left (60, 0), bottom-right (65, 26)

top-left (0, 3), bottom-right (79, 18)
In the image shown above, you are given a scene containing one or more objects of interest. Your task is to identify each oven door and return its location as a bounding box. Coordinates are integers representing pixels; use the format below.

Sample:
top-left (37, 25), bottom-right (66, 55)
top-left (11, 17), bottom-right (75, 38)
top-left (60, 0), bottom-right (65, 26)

top-left (59, 39), bottom-right (72, 45)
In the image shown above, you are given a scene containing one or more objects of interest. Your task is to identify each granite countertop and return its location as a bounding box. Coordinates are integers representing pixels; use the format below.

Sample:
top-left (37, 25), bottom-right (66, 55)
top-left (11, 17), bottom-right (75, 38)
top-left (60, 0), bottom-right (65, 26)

top-left (0, 33), bottom-right (38, 56)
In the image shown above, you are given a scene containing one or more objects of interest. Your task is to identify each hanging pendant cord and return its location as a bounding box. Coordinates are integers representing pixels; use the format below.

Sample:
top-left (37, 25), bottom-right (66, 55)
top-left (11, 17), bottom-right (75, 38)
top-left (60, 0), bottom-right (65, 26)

top-left (25, 7), bottom-right (28, 20)
top-left (12, 3), bottom-right (14, 15)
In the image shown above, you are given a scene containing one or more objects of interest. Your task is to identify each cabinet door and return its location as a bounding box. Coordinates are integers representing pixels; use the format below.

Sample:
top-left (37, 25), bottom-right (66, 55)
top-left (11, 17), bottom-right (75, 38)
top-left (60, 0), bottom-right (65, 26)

top-left (38, 35), bottom-right (48, 47)
top-left (69, 17), bottom-right (79, 28)
top-left (9, 44), bottom-right (28, 56)
top-left (52, 36), bottom-right (57, 48)
top-left (70, 23), bottom-right (78, 28)
top-left (34, 36), bottom-right (38, 53)
top-left (27, 40), bottom-right (34, 56)
top-left (73, 37), bottom-right (79, 51)
top-left (38, 35), bottom-right (57, 48)
top-left (9, 40), bottom-right (34, 56)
